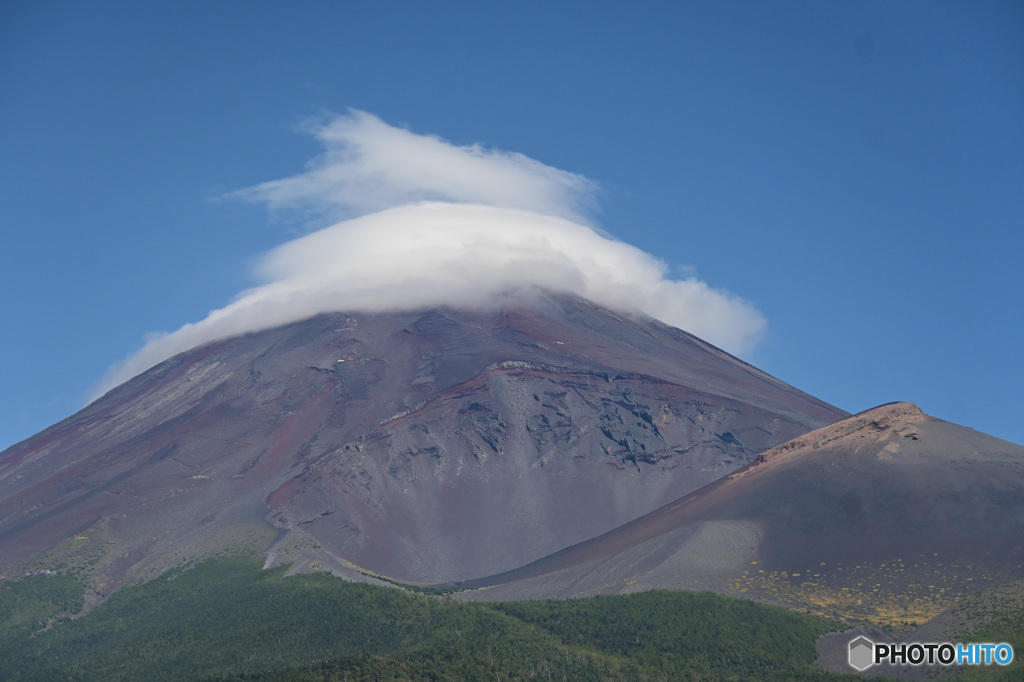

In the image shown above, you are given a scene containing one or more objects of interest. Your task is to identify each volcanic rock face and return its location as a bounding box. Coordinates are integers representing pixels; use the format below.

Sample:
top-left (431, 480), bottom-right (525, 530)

top-left (459, 402), bottom-right (1024, 627)
top-left (0, 294), bottom-right (844, 590)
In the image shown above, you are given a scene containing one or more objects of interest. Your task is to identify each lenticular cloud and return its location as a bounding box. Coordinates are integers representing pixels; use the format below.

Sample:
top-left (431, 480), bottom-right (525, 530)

top-left (93, 111), bottom-right (765, 397)
top-left (231, 110), bottom-right (597, 223)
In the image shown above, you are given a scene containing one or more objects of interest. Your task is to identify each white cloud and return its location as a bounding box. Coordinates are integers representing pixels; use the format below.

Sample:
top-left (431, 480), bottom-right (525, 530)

top-left (230, 110), bottom-right (598, 224)
top-left (92, 112), bottom-right (765, 399)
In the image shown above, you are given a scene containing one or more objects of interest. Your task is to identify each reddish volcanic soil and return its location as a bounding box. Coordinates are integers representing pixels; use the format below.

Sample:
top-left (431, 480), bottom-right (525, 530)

top-left (0, 294), bottom-right (844, 594)
top-left (455, 403), bottom-right (1024, 629)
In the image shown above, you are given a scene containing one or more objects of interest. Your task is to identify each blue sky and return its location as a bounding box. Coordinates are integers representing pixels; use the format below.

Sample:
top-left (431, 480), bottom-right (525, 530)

top-left (2, 0), bottom-right (1022, 450)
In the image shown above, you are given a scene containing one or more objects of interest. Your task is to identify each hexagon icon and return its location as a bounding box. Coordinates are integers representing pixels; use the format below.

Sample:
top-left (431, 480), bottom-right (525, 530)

top-left (848, 636), bottom-right (875, 671)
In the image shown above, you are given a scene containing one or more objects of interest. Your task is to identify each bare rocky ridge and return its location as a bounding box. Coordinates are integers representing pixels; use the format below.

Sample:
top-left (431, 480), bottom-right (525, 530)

top-left (455, 402), bottom-right (1024, 635)
top-left (0, 293), bottom-right (844, 594)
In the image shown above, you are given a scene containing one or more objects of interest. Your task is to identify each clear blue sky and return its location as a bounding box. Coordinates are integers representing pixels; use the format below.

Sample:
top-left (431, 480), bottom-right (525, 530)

top-left (2, 0), bottom-right (1022, 450)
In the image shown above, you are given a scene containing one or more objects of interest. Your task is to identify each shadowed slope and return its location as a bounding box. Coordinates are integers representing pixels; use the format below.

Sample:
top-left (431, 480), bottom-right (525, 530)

top-left (457, 403), bottom-right (1024, 628)
top-left (0, 293), bottom-right (843, 595)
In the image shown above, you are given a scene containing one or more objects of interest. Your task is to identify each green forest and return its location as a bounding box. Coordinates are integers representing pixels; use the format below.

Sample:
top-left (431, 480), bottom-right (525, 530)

top-left (0, 555), bottom-right (1015, 681)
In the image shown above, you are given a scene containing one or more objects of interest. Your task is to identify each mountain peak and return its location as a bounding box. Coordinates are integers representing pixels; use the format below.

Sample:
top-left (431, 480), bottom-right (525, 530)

top-left (0, 298), bottom-right (843, 595)
top-left (457, 400), bottom-right (1024, 628)
top-left (733, 401), bottom-right (925, 477)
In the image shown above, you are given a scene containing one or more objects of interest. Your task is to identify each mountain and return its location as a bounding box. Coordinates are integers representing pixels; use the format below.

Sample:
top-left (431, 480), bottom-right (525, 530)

top-left (454, 402), bottom-right (1024, 629)
top-left (0, 293), bottom-right (844, 598)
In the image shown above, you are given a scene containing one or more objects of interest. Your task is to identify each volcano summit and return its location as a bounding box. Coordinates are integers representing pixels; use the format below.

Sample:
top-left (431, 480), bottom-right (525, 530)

top-left (0, 293), bottom-right (843, 595)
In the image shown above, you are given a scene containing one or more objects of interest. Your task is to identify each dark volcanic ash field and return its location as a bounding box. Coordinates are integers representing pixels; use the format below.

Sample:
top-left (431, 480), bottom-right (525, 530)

top-left (454, 402), bottom-right (1024, 630)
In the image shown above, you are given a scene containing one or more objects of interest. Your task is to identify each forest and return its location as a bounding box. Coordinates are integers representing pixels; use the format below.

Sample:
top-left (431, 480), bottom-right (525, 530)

top-left (1, 556), bottom-right (1019, 680)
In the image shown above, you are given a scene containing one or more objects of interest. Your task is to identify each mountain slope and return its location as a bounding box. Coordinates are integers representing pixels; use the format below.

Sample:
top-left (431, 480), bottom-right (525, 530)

top-left (456, 402), bottom-right (1024, 628)
top-left (0, 294), bottom-right (844, 594)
